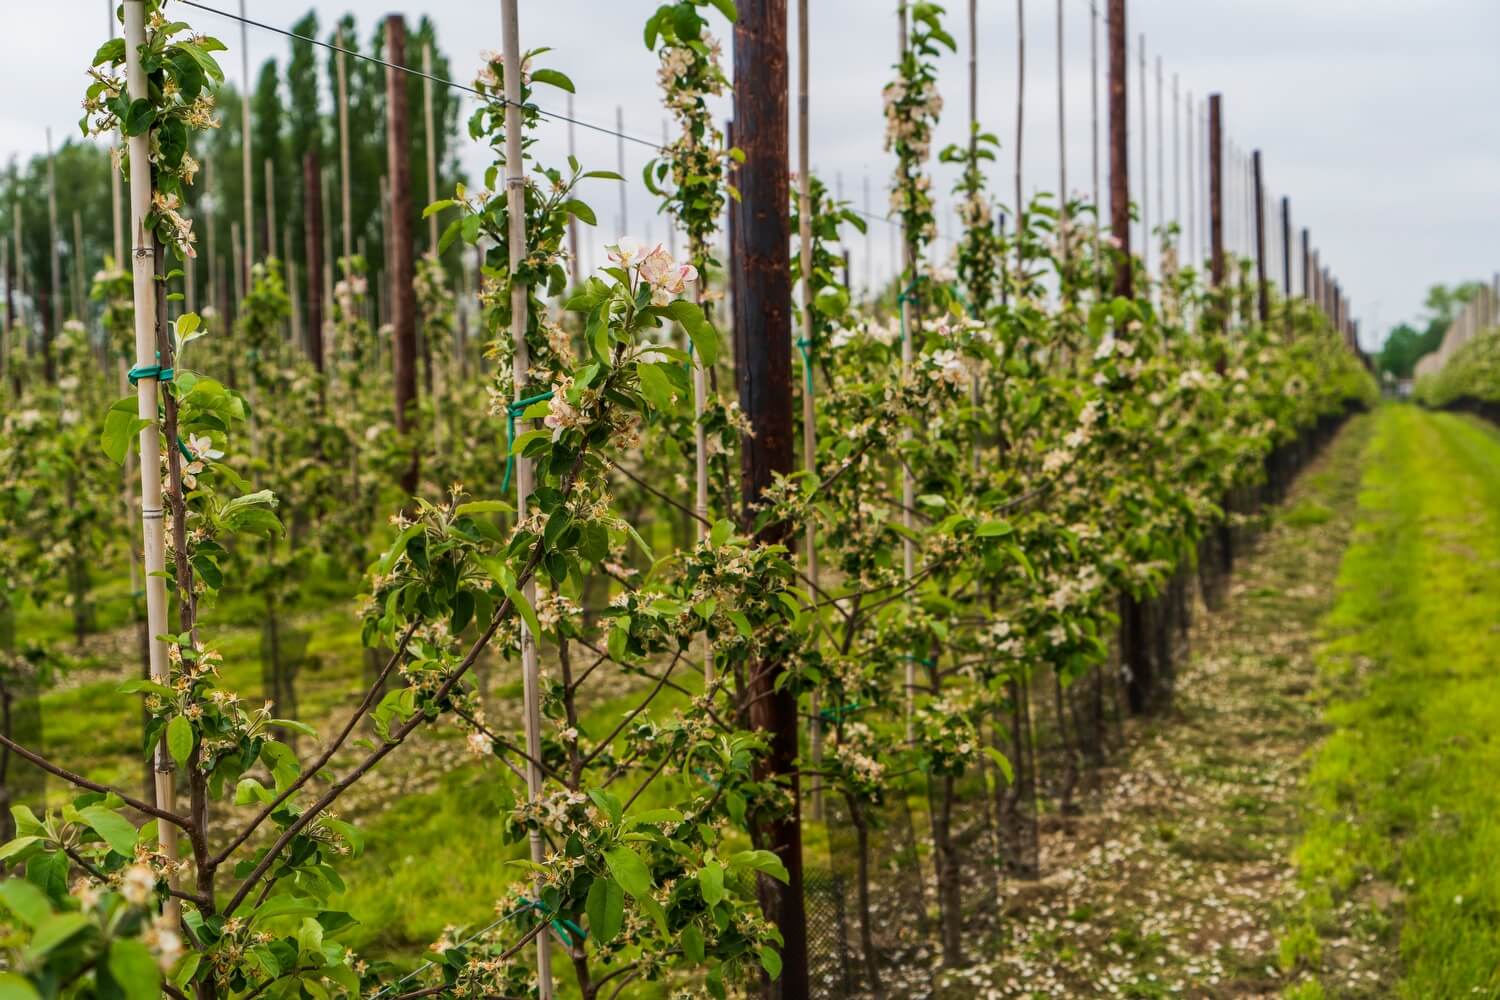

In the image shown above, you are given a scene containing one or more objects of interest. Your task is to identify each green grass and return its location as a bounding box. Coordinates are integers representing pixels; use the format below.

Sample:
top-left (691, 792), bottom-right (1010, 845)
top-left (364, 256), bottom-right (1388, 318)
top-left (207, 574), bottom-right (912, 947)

top-left (1289, 406), bottom-right (1500, 997)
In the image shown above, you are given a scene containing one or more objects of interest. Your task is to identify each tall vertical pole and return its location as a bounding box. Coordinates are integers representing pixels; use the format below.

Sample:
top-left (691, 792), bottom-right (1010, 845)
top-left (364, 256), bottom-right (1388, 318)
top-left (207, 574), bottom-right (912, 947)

top-left (423, 43), bottom-right (440, 255)
top-left (264, 158), bottom-right (278, 261)
top-left (566, 95), bottom-right (581, 288)
top-left (1055, 0), bottom-right (1067, 265)
top-left (796, 0), bottom-right (822, 824)
top-left (123, 0), bottom-right (177, 923)
top-left (616, 106), bottom-right (628, 236)
top-left (1089, 1), bottom-right (1100, 289)
top-left (110, 1), bottom-right (124, 270)
top-left (1252, 150), bottom-right (1267, 325)
top-left (1186, 91), bottom-right (1196, 268)
top-left (387, 16), bottom-right (418, 497)
top-left (1107, 0), bottom-right (1129, 299)
top-left (732, 4), bottom-right (807, 994)
top-left (1014, 0), bottom-right (1026, 254)
top-left (46, 129), bottom-right (61, 375)
top-left (1300, 228), bottom-right (1310, 300)
top-left (1154, 56), bottom-right (1164, 250)
top-left (241, 0), bottom-right (255, 277)
top-left (1207, 95), bottom-right (1224, 291)
top-left (1279, 197), bottom-right (1291, 311)
top-left (901, 2), bottom-right (918, 737)
top-left (1137, 36), bottom-right (1147, 276)
top-left (72, 210), bottom-right (87, 322)
top-left (336, 27), bottom-right (352, 268)
top-left (304, 151), bottom-right (325, 372)
top-left (500, 2), bottom-right (553, 995)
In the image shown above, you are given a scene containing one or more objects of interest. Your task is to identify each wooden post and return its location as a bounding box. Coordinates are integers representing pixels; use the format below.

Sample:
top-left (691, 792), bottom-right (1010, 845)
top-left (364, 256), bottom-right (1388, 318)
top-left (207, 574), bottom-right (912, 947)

top-left (616, 106), bottom-right (628, 236)
top-left (1300, 228), bottom-right (1310, 300)
top-left (423, 43), bottom-right (439, 254)
top-left (732, 2), bottom-right (808, 995)
top-left (204, 157), bottom-right (216, 323)
top-left (1208, 95), bottom-right (1224, 290)
top-left (1154, 56), bottom-right (1164, 250)
top-left (566, 94), bottom-right (581, 287)
top-left (304, 152), bottom-right (325, 372)
top-left (795, 0), bottom-right (823, 824)
top-left (1107, 0), bottom-right (1130, 299)
top-left (1055, 0), bottom-right (1067, 263)
top-left (241, 0), bottom-right (255, 274)
top-left (1137, 36), bottom-right (1147, 275)
top-left (1172, 73), bottom-right (1180, 240)
top-left (386, 15), bottom-right (418, 498)
top-left (1252, 150), bottom-right (1268, 324)
top-left (72, 210), bottom-right (87, 322)
top-left (1089, 0), bottom-right (1100, 286)
top-left (46, 129), bottom-right (61, 376)
top-left (1014, 0), bottom-right (1026, 255)
top-left (264, 158), bottom-right (277, 261)
top-left (123, 0), bottom-right (178, 924)
top-left (1186, 91), bottom-right (1196, 267)
top-left (499, 3), bottom-right (554, 994)
top-left (336, 27), bottom-right (352, 268)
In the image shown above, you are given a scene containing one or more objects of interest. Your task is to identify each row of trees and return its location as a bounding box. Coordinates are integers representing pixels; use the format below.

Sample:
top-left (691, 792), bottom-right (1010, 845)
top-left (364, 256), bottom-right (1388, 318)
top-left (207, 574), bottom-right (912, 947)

top-left (0, 2), bottom-right (1376, 1000)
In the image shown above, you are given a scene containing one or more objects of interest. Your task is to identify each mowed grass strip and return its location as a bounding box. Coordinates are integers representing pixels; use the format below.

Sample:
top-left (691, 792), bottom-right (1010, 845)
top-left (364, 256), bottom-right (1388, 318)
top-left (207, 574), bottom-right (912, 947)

top-left (1287, 407), bottom-right (1500, 999)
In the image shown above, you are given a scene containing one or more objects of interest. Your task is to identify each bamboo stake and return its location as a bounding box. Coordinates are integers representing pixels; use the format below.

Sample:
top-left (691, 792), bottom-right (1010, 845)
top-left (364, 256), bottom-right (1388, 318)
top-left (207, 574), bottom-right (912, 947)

top-left (566, 95), bottom-right (581, 288)
top-left (1137, 37), bottom-right (1147, 278)
top-left (72, 210), bottom-right (86, 322)
top-left (616, 106), bottom-right (628, 236)
top-left (337, 27), bottom-right (352, 268)
top-left (1056, 0), bottom-right (1067, 267)
top-left (423, 43), bottom-right (439, 255)
top-left (386, 15), bottom-right (418, 498)
top-left (46, 129), bottom-right (61, 370)
top-left (241, 0), bottom-right (254, 274)
top-left (110, 1), bottom-right (124, 269)
top-left (1187, 92), bottom-right (1196, 269)
top-left (123, 0), bottom-right (178, 925)
top-left (1014, 0), bottom-right (1026, 258)
top-left (501, 2), bottom-right (553, 993)
top-left (264, 158), bottom-right (277, 261)
top-left (796, 0), bottom-right (822, 823)
top-left (899, 1), bottom-right (917, 737)
top-left (1172, 73), bottom-right (1180, 242)
top-left (1154, 56), bottom-right (1164, 252)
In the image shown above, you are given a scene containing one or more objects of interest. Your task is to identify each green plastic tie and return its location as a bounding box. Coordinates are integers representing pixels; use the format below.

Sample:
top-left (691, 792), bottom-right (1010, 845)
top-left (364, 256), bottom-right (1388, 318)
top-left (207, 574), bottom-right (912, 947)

top-left (818, 700), bottom-right (865, 724)
top-left (518, 897), bottom-right (587, 947)
top-left (502, 390), bottom-right (555, 493)
top-left (128, 351), bottom-right (174, 387)
top-left (794, 337), bottom-right (814, 394)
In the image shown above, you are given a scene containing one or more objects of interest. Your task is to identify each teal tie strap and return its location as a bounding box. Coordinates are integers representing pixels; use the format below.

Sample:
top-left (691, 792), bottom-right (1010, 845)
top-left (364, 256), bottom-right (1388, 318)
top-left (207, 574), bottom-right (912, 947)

top-left (128, 351), bottom-right (174, 387)
top-left (502, 390), bottom-right (555, 493)
top-left (818, 700), bottom-right (865, 724)
top-left (795, 337), bottom-right (814, 393)
top-left (518, 896), bottom-right (587, 948)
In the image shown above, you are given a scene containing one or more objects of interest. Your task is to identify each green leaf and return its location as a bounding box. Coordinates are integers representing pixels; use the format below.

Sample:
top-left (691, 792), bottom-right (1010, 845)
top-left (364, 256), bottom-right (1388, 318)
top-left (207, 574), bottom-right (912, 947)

top-left (0, 972), bottom-right (41, 1000)
top-left (92, 38), bottom-right (126, 67)
top-left (682, 923), bottom-right (705, 963)
top-left (121, 98), bottom-right (156, 136)
top-left (26, 913), bottom-right (90, 959)
top-left (108, 939), bottom-right (162, 1000)
top-left (78, 806), bottom-right (138, 857)
top-left (166, 715), bottom-right (193, 770)
top-left (454, 500), bottom-right (513, 518)
top-left (983, 746), bottom-right (1015, 784)
top-left (976, 519), bottom-right (1013, 537)
top-left (529, 68), bottom-right (575, 92)
top-left (101, 397), bottom-right (151, 465)
top-left (0, 880), bottom-right (50, 927)
top-left (0, 838), bottom-right (42, 863)
top-left (730, 849), bottom-right (789, 884)
top-left (759, 945), bottom-right (783, 979)
top-left (269, 719), bottom-right (317, 738)
top-left (560, 199), bottom-right (596, 226)
top-left (666, 300), bottom-right (719, 367)
top-left (637, 361), bottom-right (677, 414)
top-left (422, 199), bottom-right (458, 219)
top-left (698, 862), bottom-right (724, 906)
top-left (585, 876), bottom-right (624, 944)
top-left (602, 846), bottom-right (654, 899)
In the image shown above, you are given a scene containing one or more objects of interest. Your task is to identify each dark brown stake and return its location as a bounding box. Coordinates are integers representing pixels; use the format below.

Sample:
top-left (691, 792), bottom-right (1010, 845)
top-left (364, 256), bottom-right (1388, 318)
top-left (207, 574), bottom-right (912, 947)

top-left (1107, 0), bottom-right (1130, 299)
top-left (1252, 150), bottom-right (1268, 324)
top-left (1299, 228), bottom-right (1309, 301)
top-left (1280, 197), bottom-right (1292, 338)
top-left (386, 15), bottom-right (418, 497)
top-left (731, 3), bottom-right (808, 998)
top-left (1207, 95), bottom-right (1224, 291)
top-left (303, 151), bottom-right (325, 375)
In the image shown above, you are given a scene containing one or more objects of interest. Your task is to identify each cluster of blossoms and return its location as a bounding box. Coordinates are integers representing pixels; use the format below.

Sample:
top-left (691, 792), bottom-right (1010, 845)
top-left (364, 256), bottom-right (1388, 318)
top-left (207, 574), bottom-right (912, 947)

top-left (607, 237), bottom-right (699, 306)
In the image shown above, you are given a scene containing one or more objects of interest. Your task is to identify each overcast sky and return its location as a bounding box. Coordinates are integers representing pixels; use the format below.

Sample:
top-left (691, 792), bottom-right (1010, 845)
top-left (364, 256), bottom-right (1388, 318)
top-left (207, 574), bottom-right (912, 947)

top-left (5, 0), bottom-right (1499, 348)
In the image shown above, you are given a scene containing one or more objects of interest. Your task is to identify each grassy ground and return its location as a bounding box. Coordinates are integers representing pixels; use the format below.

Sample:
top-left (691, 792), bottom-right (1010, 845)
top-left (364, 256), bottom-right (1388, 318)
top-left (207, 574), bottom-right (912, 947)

top-left (919, 413), bottom-right (1373, 999)
top-left (1284, 407), bottom-right (1500, 999)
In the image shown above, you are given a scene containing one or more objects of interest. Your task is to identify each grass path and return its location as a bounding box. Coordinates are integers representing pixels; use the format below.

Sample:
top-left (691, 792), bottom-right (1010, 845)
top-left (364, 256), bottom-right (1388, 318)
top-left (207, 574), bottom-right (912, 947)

top-left (1286, 407), bottom-right (1500, 999)
top-left (934, 413), bottom-right (1373, 999)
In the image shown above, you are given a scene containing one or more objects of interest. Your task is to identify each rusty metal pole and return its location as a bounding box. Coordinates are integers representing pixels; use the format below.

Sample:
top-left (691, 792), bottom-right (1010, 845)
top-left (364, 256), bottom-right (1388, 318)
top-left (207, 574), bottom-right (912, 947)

top-left (731, 2), bottom-right (807, 996)
top-left (1208, 95), bottom-right (1224, 292)
top-left (1107, 0), bottom-right (1130, 299)
top-left (1252, 150), bottom-right (1268, 325)
top-left (386, 15), bottom-right (418, 497)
